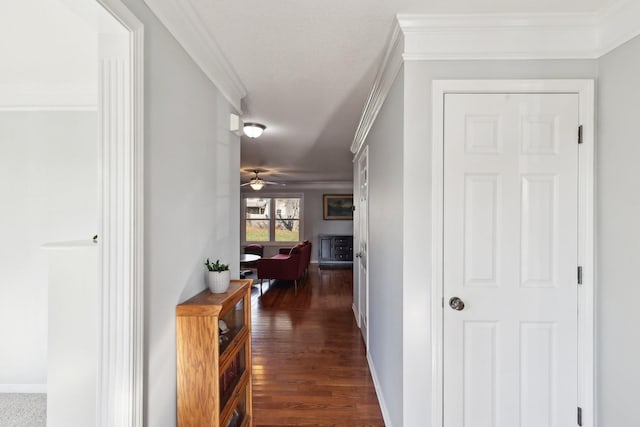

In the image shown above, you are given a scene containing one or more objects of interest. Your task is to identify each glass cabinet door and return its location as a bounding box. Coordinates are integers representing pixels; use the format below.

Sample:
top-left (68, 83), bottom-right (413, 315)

top-left (218, 295), bottom-right (245, 355)
top-left (219, 343), bottom-right (247, 409)
top-left (222, 382), bottom-right (248, 427)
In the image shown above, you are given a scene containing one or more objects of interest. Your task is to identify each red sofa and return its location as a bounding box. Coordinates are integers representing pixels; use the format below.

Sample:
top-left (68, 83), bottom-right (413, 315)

top-left (256, 241), bottom-right (312, 295)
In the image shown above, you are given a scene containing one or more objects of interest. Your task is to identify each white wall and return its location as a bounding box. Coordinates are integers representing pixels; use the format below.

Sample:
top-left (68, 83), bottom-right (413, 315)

top-left (117, 1), bottom-right (241, 425)
top-left (0, 111), bottom-right (97, 391)
top-left (0, 0), bottom-right (97, 109)
top-left (400, 59), bottom-right (598, 426)
top-left (596, 35), bottom-right (640, 427)
top-left (361, 69), bottom-right (405, 427)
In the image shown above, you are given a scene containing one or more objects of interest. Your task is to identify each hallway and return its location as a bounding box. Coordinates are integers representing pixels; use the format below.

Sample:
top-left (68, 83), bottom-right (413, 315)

top-left (251, 266), bottom-right (385, 426)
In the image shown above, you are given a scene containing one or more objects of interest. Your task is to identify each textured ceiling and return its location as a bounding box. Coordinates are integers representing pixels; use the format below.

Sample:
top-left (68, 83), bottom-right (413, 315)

top-left (191, 0), bottom-right (612, 184)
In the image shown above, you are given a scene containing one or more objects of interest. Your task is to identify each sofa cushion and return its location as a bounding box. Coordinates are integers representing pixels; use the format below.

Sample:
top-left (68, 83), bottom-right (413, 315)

top-left (288, 242), bottom-right (305, 255)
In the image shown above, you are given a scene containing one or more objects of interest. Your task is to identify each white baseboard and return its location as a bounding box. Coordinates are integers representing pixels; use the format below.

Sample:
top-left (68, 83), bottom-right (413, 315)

top-left (0, 384), bottom-right (47, 393)
top-left (352, 303), bottom-right (360, 327)
top-left (366, 353), bottom-right (393, 427)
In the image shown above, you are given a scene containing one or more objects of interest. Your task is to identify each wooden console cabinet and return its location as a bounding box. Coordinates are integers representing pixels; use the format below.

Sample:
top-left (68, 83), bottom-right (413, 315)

top-left (318, 234), bottom-right (353, 266)
top-left (176, 280), bottom-right (252, 427)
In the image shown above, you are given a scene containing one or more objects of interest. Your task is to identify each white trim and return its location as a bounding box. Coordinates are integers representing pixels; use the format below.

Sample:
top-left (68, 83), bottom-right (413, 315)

top-left (350, 21), bottom-right (404, 155)
top-left (577, 80), bottom-right (596, 427)
top-left (0, 384), bottom-right (47, 393)
top-left (398, 13), bottom-right (599, 61)
top-left (431, 79), bottom-right (595, 427)
top-left (352, 303), bottom-right (360, 327)
top-left (597, 0), bottom-right (640, 57)
top-left (132, 16), bottom-right (145, 427)
top-left (94, 1), bottom-right (144, 426)
top-left (142, 0), bottom-right (246, 113)
top-left (353, 2), bottom-right (640, 158)
top-left (398, 1), bottom-right (640, 61)
top-left (431, 81), bottom-right (446, 427)
top-left (352, 146), bottom-right (368, 334)
top-left (366, 354), bottom-right (394, 427)
top-left (360, 146), bottom-right (370, 350)
top-left (353, 152), bottom-right (360, 330)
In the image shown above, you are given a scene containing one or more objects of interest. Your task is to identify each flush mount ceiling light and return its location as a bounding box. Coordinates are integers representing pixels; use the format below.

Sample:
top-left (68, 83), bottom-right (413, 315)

top-left (243, 122), bottom-right (266, 138)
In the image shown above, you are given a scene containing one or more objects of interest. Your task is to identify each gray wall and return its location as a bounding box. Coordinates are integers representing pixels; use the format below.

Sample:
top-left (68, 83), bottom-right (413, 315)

top-left (364, 68), bottom-right (405, 427)
top-left (0, 111), bottom-right (97, 391)
top-left (303, 189), bottom-right (353, 262)
top-left (120, 1), bottom-right (241, 425)
top-left (596, 35), bottom-right (640, 427)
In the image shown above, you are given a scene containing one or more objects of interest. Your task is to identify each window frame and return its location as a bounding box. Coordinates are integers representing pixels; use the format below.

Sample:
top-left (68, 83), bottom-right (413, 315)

top-left (241, 193), bottom-right (304, 245)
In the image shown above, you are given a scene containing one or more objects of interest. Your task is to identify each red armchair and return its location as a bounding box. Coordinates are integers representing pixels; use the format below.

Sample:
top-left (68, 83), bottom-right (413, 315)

top-left (256, 241), bottom-right (311, 295)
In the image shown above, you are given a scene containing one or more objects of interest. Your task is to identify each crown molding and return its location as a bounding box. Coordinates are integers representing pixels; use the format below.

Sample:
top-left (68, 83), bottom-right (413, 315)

top-left (143, 0), bottom-right (247, 113)
top-left (352, 1), bottom-right (640, 156)
top-left (398, 13), bottom-right (599, 60)
top-left (397, 0), bottom-right (640, 61)
top-left (350, 20), bottom-right (404, 155)
top-left (597, 0), bottom-right (640, 57)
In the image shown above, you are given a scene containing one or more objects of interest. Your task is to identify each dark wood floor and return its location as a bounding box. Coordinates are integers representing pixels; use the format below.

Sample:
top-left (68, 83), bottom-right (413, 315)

top-left (250, 265), bottom-right (385, 426)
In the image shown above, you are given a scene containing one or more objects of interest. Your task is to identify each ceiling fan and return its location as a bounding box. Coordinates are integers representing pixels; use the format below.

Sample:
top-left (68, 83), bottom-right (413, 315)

top-left (240, 170), bottom-right (285, 191)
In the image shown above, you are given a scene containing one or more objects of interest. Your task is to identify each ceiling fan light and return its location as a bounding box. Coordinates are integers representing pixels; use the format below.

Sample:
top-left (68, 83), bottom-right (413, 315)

top-left (243, 122), bottom-right (266, 138)
top-left (249, 179), bottom-right (265, 191)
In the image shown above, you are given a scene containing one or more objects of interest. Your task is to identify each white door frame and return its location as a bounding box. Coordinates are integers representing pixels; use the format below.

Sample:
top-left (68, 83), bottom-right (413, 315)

top-left (354, 145), bottom-right (370, 348)
top-left (430, 80), bottom-right (594, 427)
top-left (353, 151), bottom-right (362, 328)
top-left (95, 1), bottom-right (144, 425)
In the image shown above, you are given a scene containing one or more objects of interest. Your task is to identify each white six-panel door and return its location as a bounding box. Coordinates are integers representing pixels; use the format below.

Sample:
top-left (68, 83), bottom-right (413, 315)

top-left (357, 147), bottom-right (369, 346)
top-left (443, 93), bottom-right (579, 427)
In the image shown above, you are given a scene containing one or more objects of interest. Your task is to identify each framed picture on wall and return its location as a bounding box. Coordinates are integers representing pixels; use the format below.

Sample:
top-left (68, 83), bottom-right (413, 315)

top-left (323, 194), bottom-right (353, 220)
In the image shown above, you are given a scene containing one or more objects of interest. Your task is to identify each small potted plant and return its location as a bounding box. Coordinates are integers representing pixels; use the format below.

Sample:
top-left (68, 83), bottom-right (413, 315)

top-left (204, 258), bottom-right (230, 293)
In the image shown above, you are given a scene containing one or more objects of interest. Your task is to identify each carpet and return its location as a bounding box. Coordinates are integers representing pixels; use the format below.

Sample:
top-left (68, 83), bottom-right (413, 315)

top-left (0, 393), bottom-right (46, 427)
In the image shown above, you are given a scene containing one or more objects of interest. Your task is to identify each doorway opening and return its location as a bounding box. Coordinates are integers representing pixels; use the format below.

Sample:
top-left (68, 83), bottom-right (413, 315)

top-left (0, 0), bottom-right (144, 425)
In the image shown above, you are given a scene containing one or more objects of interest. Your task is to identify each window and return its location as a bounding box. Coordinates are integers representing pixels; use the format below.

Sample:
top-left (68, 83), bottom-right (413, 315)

top-left (274, 198), bottom-right (300, 241)
top-left (245, 198), bottom-right (270, 241)
top-left (244, 196), bottom-right (302, 243)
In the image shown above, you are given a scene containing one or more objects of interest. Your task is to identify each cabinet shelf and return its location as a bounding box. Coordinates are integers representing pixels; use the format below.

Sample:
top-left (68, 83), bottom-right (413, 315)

top-left (177, 280), bottom-right (253, 426)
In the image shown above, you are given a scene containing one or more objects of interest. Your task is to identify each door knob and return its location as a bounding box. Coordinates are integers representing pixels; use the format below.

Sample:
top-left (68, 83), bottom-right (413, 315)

top-left (355, 252), bottom-right (362, 258)
top-left (449, 297), bottom-right (465, 311)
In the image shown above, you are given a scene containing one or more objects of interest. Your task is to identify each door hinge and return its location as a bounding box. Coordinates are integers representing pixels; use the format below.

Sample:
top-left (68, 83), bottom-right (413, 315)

top-left (578, 125), bottom-right (583, 144)
top-left (578, 266), bottom-right (583, 285)
top-left (577, 406), bottom-right (583, 426)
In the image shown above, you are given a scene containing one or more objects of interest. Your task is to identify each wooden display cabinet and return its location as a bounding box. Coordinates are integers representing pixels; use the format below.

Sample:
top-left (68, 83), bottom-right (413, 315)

top-left (176, 280), bottom-right (252, 427)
